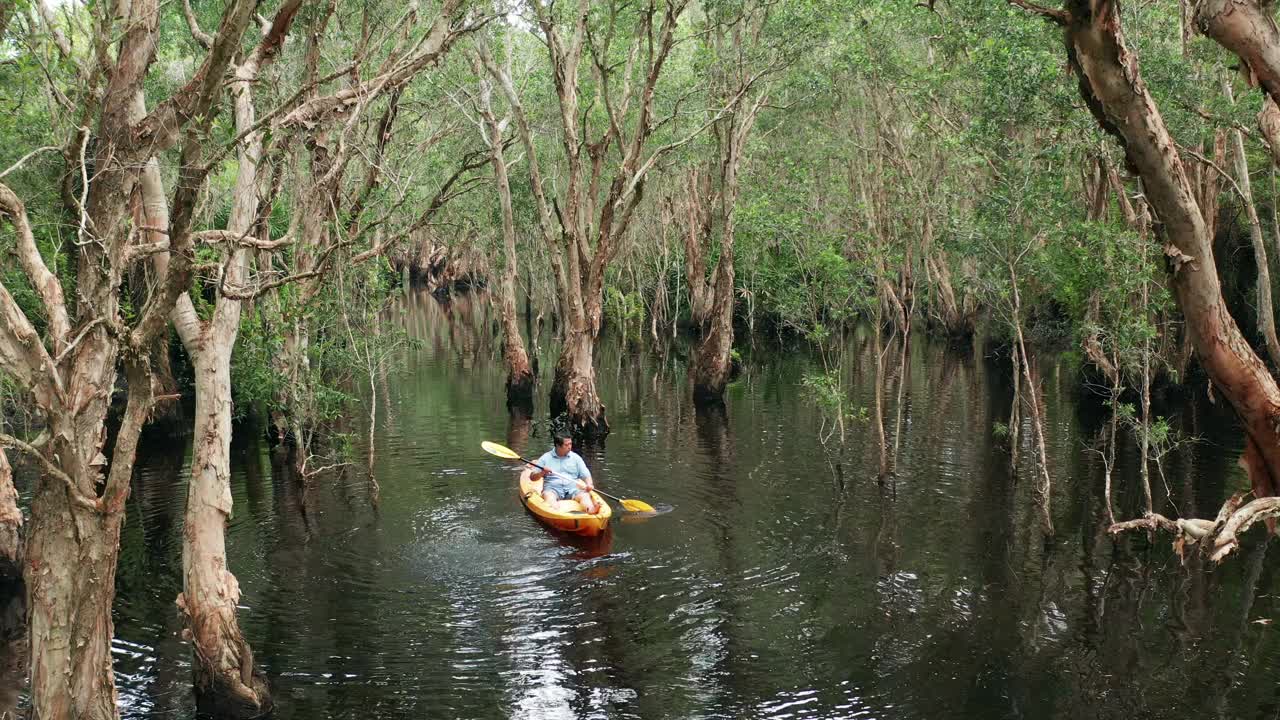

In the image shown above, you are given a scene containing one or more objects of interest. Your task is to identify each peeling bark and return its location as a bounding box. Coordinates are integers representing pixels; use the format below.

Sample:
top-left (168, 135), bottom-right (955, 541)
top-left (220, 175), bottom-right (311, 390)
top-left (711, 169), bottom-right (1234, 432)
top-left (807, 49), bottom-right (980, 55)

top-left (161, 5), bottom-right (307, 711)
top-left (473, 49), bottom-right (534, 408)
top-left (0, 451), bottom-right (20, 578)
top-left (1017, 0), bottom-right (1280, 508)
top-left (0, 0), bottom-right (259, 715)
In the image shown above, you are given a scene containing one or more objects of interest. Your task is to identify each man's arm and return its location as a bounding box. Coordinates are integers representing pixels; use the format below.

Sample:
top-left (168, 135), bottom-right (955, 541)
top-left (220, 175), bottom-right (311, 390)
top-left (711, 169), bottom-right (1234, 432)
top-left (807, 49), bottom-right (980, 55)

top-left (531, 452), bottom-right (551, 480)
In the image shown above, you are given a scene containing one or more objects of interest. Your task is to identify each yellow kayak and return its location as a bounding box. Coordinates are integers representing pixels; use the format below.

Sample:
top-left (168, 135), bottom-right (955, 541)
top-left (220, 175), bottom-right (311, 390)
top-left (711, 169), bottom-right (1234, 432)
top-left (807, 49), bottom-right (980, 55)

top-left (518, 468), bottom-right (612, 536)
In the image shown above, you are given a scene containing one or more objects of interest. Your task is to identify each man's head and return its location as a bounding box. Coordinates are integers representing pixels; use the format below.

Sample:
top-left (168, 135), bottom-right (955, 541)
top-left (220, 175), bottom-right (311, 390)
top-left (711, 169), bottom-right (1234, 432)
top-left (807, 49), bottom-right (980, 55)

top-left (553, 432), bottom-right (573, 457)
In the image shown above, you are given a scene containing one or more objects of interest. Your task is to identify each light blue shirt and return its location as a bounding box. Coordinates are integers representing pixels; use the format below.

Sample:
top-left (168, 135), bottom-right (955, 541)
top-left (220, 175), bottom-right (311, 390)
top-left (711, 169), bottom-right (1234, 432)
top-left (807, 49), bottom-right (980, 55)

top-left (536, 449), bottom-right (591, 482)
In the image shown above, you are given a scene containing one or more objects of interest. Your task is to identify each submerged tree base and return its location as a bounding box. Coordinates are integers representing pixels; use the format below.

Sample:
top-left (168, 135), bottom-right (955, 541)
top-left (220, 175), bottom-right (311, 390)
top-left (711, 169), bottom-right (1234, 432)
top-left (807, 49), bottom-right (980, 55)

top-left (194, 667), bottom-right (273, 720)
top-left (506, 372), bottom-right (535, 411)
top-left (549, 376), bottom-right (610, 438)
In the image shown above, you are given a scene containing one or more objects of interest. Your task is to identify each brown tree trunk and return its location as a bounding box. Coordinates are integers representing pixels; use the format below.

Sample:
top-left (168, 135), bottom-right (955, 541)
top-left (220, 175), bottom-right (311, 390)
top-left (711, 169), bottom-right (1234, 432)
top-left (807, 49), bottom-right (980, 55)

top-left (1019, 0), bottom-right (1280, 503)
top-left (682, 168), bottom-right (714, 328)
top-left (549, 326), bottom-right (609, 435)
top-left (0, 451), bottom-right (21, 577)
top-left (692, 246), bottom-right (736, 403)
top-left (874, 318), bottom-right (890, 480)
top-left (473, 55), bottom-right (534, 408)
top-left (692, 94), bottom-right (762, 404)
top-left (27, 486), bottom-right (122, 720)
top-left (1260, 97), bottom-right (1280, 166)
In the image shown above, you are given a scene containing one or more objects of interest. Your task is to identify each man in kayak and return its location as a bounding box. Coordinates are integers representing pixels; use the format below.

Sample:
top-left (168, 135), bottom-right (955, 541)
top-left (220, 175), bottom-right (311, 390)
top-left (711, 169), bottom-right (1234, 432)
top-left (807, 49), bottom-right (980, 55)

top-left (532, 433), bottom-right (601, 514)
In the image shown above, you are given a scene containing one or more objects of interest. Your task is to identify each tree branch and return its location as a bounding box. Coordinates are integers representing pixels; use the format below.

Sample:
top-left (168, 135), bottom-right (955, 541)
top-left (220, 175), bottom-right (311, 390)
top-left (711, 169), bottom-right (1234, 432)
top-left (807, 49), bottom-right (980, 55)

top-left (1007, 0), bottom-right (1070, 24)
top-left (0, 182), bottom-right (71, 347)
top-left (0, 146), bottom-right (60, 181)
top-left (0, 431), bottom-right (98, 511)
top-left (134, 0), bottom-right (259, 153)
top-left (181, 0), bottom-right (214, 49)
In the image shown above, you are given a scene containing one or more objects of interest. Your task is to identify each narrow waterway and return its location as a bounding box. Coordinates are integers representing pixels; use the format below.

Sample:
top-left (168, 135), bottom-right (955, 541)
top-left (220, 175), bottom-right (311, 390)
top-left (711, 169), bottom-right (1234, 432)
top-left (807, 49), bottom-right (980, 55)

top-left (91, 287), bottom-right (1280, 718)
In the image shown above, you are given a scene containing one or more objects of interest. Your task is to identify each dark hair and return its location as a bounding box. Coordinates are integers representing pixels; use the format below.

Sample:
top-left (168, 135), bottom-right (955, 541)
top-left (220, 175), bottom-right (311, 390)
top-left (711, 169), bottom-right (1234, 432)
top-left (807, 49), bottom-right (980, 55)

top-left (553, 432), bottom-right (573, 447)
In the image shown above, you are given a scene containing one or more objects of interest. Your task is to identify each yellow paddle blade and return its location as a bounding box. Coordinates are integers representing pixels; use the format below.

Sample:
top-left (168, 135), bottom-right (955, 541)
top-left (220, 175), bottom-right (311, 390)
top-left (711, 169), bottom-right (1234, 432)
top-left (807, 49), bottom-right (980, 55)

top-left (481, 440), bottom-right (521, 460)
top-left (620, 498), bottom-right (656, 513)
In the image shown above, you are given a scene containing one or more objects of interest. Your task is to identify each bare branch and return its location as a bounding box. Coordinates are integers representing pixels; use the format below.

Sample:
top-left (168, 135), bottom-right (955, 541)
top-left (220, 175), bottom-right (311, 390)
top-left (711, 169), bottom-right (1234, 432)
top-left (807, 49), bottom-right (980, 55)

top-left (134, 0), bottom-right (259, 153)
top-left (0, 146), bottom-right (60, 180)
top-left (181, 0), bottom-right (214, 49)
top-left (0, 182), bottom-right (71, 346)
top-left (278, 1), bottom-right (469, 132)
top-left (1007, 0), bottom-right (1070, 25)
top-left (34, 0), bottom-right (72, 59)
top-left (52, 318), bottom-right (107, 366)
top-left (0, 431), bottom-right (98, 511)
top-left (0, 282), bottom-right (61, 404)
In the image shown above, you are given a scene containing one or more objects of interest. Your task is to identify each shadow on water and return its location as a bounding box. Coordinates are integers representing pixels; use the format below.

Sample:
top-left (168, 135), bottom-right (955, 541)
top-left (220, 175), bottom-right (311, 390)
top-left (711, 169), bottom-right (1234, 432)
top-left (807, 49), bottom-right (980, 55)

top-left (72, 289), bottom-right (1280, 719)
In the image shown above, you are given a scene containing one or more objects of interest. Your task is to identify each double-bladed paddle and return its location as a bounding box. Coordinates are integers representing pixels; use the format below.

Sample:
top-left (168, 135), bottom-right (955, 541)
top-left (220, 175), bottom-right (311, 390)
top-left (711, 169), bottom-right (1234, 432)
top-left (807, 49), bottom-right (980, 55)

top-left (481, 440), bottom-right (656, 513)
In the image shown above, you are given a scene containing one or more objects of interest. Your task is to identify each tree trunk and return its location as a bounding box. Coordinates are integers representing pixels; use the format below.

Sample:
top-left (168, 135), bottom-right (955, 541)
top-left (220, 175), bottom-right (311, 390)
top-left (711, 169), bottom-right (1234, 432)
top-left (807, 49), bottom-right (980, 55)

top-left (179, 347), bottom-right (269, 717)
top-left (27, 488), bottom-right (121, 720)
top-left (1035, 0), bottom-right (1280, 502)
top-left (549, 326), bottom-right (608, 435)
top-left (166, 37), bottom-right (285, 715)
top-left (0, 451), bottom-right (21, 577)
top-left (692, 249), bottom-right (735, 403)
top-left (874, 319), bottom-right (890, 481)
top-left (692, 88), bottom-right (762, 405)
top-left (682, 168), bottom-right (714, 328)
top-left (1260, 97), bottom-right (1280, 167)
top-left (1010, 258), bottom-right (1052, 536)
top-left (474, 60), bottom-right (534, 408)
top-left (1225, 79), bottom-right (1280, 369)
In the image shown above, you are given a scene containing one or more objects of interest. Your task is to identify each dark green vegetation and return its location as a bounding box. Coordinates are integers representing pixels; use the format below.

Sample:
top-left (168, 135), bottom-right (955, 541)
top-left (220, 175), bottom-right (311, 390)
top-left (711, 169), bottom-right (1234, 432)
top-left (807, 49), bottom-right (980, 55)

top-left (6, 0), bottom-right (1280, 717)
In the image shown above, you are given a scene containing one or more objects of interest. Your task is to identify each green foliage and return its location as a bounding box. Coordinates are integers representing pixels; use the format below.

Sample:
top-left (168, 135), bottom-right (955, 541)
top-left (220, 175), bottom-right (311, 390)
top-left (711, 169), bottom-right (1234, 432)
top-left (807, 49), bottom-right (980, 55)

top-left (604, 287), bottom-right (645, 344)
top-left (991, 421), bottom-right (1009, 441)
top-left (229, 310), bottom-right (285, 420)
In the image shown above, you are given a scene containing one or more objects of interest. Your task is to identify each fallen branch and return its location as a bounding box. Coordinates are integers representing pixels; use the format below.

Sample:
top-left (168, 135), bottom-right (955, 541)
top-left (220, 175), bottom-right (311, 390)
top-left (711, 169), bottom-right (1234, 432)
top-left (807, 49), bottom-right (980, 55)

top-left (1108, 492), bottom-right (1280, 563)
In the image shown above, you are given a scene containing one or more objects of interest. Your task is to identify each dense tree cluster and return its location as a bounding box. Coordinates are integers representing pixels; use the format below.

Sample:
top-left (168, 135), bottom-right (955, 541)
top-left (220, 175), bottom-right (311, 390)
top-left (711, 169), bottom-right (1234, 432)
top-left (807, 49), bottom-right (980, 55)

top-left (6, 0), bottom-right (1280, 716)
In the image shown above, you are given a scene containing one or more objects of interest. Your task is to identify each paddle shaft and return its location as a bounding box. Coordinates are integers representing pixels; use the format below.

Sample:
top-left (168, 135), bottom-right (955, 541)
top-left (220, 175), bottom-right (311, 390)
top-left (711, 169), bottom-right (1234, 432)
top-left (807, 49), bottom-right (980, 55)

top-left (514, 454), bottom-right (591, 490)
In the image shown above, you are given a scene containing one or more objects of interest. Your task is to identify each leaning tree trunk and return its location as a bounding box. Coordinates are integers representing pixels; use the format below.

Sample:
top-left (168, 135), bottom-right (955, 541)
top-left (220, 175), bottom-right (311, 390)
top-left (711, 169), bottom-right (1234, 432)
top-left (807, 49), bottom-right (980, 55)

top-left (1019, 0), bottom-right (1280, 501)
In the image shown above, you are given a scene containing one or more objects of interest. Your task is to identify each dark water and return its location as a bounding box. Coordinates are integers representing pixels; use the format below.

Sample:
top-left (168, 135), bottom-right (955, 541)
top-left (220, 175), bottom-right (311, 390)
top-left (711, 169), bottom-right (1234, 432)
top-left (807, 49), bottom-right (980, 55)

top-left (96, 288), bottom-right (1280, 719)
